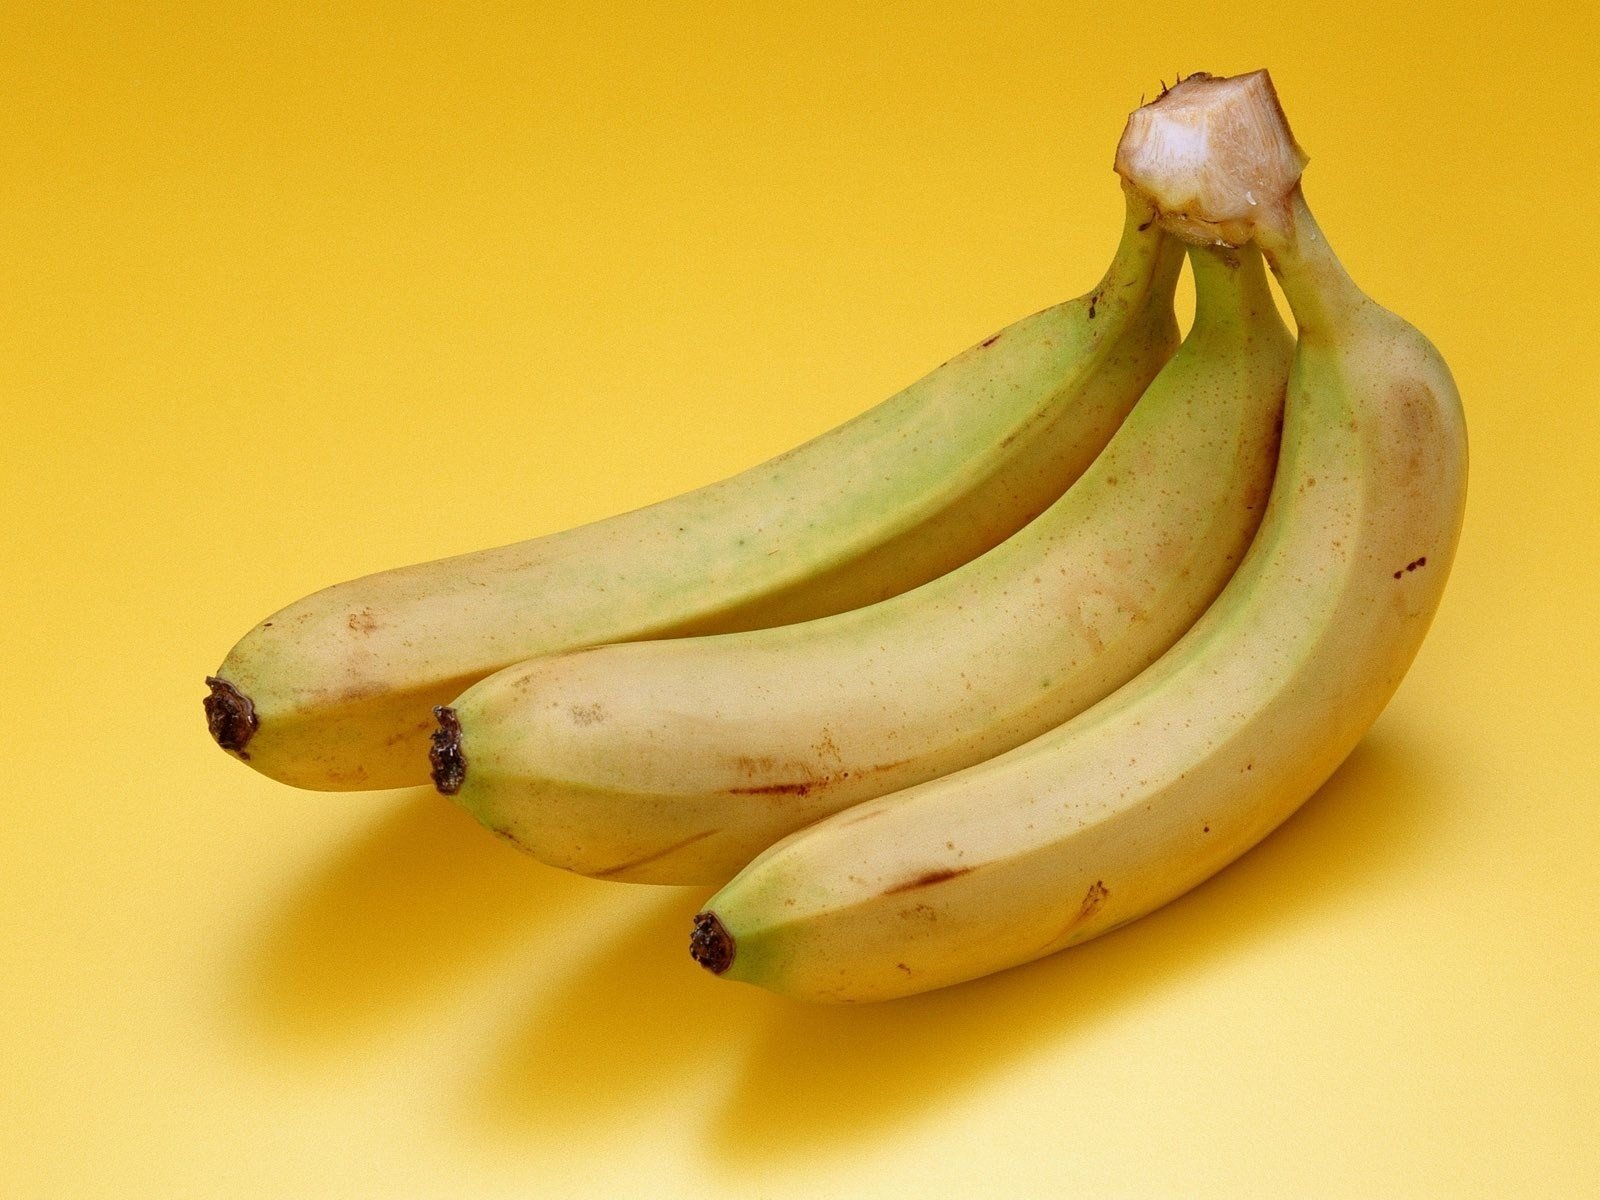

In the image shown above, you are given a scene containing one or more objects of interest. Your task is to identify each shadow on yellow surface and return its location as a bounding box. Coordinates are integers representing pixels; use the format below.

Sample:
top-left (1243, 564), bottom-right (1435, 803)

top-left (465, 726), bottom-right (1447, 1164)
top-left (468, 887), bottom-right (745, 1134)
top-left (235, 788), bottom-right (582, 1057)
top-left (711, 729), bottom-right (1444, 1165)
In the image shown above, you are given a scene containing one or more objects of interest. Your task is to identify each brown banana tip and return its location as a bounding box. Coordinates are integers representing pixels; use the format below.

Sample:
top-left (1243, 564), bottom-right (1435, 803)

top-left (689, 911), bottom-right (734, 975)
top-left (204, 676), bottom-right (258, 755)
top-left (429, 705), bottom-right (466, 795)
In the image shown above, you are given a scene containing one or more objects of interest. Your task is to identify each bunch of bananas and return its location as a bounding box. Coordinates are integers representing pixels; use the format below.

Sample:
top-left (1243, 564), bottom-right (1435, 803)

top-left (205, 71), bottom-right (1466, 1003)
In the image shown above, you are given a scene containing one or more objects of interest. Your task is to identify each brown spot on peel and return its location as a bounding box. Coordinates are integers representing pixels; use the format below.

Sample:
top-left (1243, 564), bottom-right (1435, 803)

top-left (204, 676), bottom-right (258, 755)
top-left (429, 706), bottom-right (466, 795)
top-left (1078, 880), bottom-right (1109, 922)
top-left (1045, 880), bottom-right (1110, 951)
top-left (569, 703), bottom-right (605, 726)
top-left (689, 911), bottom-right (734, 974)
top-left (593, 829), bottom-right (717, 878)
top-left (491, 826), bottom-right (532, 853)
top-left (729, 757), bottom-right (912, 799)
top-left (883, 866), bottom-right (973, 895)
top-left (346, 608), bottom-right (380, 634)
top-left (729, 781), bottom-right (815, 796)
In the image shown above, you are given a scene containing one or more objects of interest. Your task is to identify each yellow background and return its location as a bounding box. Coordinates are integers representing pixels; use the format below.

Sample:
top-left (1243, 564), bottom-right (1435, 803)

top-left (5, 3), bottom-right (1597, 1196)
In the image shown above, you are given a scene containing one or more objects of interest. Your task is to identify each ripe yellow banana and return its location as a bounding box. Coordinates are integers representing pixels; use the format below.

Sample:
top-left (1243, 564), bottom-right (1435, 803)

top-left (439, 242), bottom-right (1290, 884)
top-left (691, 72), bottom-right (1467, 1002)
top-left (205, 193), bottom-right (1183, 790)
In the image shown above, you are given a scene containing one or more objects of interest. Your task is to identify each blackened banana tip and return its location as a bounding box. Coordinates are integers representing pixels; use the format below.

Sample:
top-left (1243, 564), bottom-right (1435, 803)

top-left (204, 676), bottom-right (258, 755)
top-left (689, 911), bottom-right (734, 974)
top-left (430, 705), bottom-right (466, 795)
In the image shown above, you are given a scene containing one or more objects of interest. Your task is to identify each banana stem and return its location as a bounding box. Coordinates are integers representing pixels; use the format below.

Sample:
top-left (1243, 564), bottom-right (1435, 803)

top-left (1100, 183), bottom-right (1187, 302)
top-left (1112, 70), bottom-right (1370, 340)
top-left (1185, 241), bottom-right (1276, 341)
top-left (1113, 70), bottom-right (1306, 249)
top-left (1252, 188), bottom-right (1369, 339)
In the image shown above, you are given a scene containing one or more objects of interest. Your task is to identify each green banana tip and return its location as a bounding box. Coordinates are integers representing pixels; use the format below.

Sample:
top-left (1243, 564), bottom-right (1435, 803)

top-left (203, 676), bottom-right (258, 756)
top-left (429, 705), bottom-right (467, 795)
top-left (689, 911), bottom-right (734, 975)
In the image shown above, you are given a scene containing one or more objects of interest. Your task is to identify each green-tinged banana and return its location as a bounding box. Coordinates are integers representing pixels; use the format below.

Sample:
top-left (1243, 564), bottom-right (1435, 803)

top-left (691, 71), bottom-right (1467, 1002)
top-left (205, 191), bottom-right (1184, 790)
top-left (440, 242), bottom-right (1290, 884)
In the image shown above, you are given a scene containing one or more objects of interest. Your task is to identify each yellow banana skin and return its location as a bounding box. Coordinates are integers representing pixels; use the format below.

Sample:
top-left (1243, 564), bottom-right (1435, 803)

top-left (206, 194), bottom-right (1183, 790)
top-left (693, 188), bottom-right (1468, 1002)
top-left (444, 243), bottom-right (1290, 884)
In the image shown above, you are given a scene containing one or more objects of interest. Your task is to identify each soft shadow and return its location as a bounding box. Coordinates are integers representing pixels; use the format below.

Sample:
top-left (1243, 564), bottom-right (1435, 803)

top-left (707, 729), bottom-right (1449, 1165)
top-left (468, 885), bottom-right (775, 1139)
top-left (463, 729), bottom-right (1449, 1159)
top-left (235, 788), bottom-right (581, 1056)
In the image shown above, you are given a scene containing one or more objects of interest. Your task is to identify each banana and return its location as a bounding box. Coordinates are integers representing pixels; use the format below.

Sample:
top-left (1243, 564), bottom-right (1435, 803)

top-left (440, 241), bottom-right (1290, 884)
top-left (205, 192), bottom-right (1183, 790)
top-left (690, 72), bottom-right (1467, 1002)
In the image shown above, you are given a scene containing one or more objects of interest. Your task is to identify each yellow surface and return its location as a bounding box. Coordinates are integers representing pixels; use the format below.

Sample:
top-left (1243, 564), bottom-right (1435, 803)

top-left (5, 3), bottom-right (1597, 1195)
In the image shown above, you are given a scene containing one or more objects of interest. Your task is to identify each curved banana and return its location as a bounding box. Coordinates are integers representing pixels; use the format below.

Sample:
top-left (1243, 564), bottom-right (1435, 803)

top-left (691, 74), bottom-right (1467, 1002)
top-left (440, 242), bottom-right (1290, 884)
top-left (205, 192), bottom-right (1183, 790)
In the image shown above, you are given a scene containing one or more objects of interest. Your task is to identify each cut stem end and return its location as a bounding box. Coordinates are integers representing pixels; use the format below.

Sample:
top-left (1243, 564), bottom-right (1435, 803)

top-left (430, 706), bottom-right (467, 795)
top-left (1115, 69), bottom-right (1306, 247)
top-left (689, 912), bottom-right (735, 975)
top-left (204, 676), bottom-right (258, 755)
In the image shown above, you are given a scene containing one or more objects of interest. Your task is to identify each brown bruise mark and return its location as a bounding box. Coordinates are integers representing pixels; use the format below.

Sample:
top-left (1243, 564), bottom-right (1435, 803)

top-left (204, 676), bottom-right (258, 754)
top-left (1045, 880), bottom-right (1111, 951)
top-left (1393, 556), bottom-right (1428, 580)
top-left (728, 758), bottom-right (910, 799)
top-left (322, 677), bottom-right (387, 706)
top-left (1079, 880), bottom-right (1109, 920)
top-left (593, 828), bottom-right (717, 879)
top-left (429, 706), bottom-right (466, 795)
top-left (383, 716), bottom-right (434, 749)
top-left (883, 866), bottom-right (974, 896)
top-left (689, 911), bottom-right (734, 974)
top-left (491, 825), bottom-right (533, 853)
top-left (1066, 598), bottom-right (1108, 657)
top-left (733, 754), bottom-right (783, 777)
top-left (729, 781), bottom-right (815, 796)
top-left (569, 703), bottom-right (606, 726)
top-left (812, 728), bottom-right (842, 764)
top-left (347, 608), bottom-right (380, 634)
top-left (1388, 380), bottom-right (1442, 479)
top-left (980, 332), bottom-right (1002, 348)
